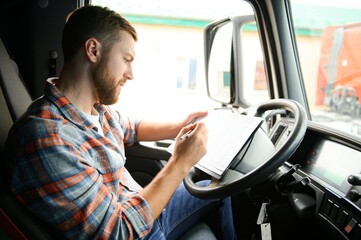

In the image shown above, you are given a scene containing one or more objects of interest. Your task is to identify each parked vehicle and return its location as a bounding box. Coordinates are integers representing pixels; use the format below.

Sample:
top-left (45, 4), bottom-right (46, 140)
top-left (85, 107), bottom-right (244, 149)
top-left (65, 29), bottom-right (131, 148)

top-left (0, 0), bottom-right (360, 239)
top-left (317, 23), bottom-right (361, 117)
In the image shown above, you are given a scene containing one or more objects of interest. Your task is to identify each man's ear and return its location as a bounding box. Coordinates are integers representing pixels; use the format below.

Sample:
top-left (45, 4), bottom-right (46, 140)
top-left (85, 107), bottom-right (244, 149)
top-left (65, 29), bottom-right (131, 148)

top-left (85, 38), bottom-right (101, 63)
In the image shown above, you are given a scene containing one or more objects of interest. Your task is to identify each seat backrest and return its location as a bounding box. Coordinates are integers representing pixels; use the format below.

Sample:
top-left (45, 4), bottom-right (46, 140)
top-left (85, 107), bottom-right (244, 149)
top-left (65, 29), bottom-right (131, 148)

top-left (0, 37), bottom-right (64, 240)
top-left (0, 38), bottom-right (33, 123)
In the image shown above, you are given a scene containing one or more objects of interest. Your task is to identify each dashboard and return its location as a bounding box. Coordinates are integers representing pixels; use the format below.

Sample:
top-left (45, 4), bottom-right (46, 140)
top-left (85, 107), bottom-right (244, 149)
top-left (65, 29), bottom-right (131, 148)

top-left (288, 122), bottom-right (361, 240)
top-left (301, 138), bottom-right (361, 196)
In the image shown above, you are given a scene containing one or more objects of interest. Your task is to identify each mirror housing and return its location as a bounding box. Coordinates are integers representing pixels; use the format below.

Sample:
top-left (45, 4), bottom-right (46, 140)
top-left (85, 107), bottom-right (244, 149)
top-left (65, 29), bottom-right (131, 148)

top-left (204, 15), bottom-right (255, 106)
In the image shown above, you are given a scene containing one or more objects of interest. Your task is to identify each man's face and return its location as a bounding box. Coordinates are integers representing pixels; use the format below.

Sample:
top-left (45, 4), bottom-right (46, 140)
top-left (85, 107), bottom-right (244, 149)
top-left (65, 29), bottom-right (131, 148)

top-left (92, 31), bottom-right (135, 105)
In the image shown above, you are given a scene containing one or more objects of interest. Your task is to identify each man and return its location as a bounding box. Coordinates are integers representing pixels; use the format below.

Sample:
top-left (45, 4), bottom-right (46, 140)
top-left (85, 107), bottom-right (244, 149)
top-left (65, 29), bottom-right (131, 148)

top-left (5, 5), bottom-right (236, 239)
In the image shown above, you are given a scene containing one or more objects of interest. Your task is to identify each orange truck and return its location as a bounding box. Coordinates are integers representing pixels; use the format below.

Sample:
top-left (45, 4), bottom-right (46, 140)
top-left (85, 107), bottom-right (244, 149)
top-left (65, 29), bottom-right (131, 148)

top-left (316, 22), bottom-right (361, 116)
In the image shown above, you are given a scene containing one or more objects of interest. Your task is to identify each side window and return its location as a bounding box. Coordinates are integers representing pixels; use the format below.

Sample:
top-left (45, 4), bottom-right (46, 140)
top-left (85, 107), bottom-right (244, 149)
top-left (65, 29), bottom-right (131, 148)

top-left (290, 1), bottom-right (361, 138)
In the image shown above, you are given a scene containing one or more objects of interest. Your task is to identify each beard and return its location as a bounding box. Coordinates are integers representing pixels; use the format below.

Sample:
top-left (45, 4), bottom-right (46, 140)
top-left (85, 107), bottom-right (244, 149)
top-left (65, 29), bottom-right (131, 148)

top-left (92, 57), bottom-right (121, 105)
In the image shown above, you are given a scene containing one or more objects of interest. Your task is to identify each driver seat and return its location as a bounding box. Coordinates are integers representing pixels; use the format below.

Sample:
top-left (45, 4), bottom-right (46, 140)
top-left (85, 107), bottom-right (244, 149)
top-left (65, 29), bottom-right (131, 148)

top-left (0, 37), bottom-right (217, 240)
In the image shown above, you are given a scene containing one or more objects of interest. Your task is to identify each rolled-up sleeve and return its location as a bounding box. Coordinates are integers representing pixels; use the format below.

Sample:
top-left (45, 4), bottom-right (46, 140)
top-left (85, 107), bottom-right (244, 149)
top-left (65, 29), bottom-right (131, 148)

top-left (110, 108), bottom-right (141, 146)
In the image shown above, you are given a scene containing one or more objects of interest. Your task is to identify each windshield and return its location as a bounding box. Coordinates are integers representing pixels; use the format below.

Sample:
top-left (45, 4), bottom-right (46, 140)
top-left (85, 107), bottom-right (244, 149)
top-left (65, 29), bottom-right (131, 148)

top-left (290, 0), bottom-right (361, 137)
top-left (93, 0), bottom-right (361, 139)
top-left (91, 0), bottom-right (246, 120)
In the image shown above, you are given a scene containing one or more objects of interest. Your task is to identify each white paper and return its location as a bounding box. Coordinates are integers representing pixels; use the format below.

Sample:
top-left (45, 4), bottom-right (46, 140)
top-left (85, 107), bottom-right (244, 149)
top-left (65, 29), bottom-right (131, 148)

top-left (168, 110), bottom-right (263, 179)
top-left (195, 110), bottom-right (263, 179)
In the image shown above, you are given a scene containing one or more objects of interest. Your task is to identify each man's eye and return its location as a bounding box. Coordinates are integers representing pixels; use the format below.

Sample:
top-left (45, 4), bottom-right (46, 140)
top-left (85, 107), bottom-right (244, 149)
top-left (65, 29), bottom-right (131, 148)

top-left (124, 59), bottom-right (130, 63)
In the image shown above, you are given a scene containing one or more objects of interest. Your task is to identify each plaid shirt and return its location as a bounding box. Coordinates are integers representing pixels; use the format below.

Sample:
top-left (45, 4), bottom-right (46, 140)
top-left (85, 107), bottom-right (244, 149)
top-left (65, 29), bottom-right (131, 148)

top-left (5, 78), bottom-right (153, 239)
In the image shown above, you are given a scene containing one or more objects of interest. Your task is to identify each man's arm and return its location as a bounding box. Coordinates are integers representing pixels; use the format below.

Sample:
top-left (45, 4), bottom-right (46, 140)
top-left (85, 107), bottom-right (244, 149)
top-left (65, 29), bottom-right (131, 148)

top-left (138, 122), bottom-right (208, 219)
top-left (136, 111), bottom-right (208, 141)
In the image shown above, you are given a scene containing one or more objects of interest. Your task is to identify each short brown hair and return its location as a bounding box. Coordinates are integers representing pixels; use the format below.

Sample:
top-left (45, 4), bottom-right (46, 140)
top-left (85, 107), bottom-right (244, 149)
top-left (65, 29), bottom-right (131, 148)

top-left (62, 5), bottom-right (137, 61)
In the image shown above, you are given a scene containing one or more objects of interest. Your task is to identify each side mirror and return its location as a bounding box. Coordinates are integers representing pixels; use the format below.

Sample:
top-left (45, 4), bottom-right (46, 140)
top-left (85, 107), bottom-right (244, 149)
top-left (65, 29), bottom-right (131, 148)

top-left (204, 15), bottom-right (256, 106)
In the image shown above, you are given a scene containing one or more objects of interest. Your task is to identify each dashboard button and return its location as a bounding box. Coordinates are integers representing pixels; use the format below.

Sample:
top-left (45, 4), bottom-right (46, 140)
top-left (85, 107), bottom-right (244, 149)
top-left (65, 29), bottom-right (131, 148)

top-left (344, 218), bottom-right (357, 234)
top-left (324, 199), bottom-right (333, 216)
top-left (330, 204), bottom-right (339, 220)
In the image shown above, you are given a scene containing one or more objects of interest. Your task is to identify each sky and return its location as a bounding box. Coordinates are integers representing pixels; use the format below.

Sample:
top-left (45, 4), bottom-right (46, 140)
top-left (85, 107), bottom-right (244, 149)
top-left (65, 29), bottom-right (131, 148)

top-left (92, 0), bottom-right (361, 19)
top-left (92, 0), bottom-right (253, 20)
top-left (292, 0), bottom-right (361, 8)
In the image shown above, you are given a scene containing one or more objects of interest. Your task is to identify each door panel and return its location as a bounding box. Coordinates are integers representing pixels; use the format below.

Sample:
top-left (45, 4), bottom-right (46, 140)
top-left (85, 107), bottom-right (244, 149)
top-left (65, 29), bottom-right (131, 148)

top-left (125, 142), bottom-right (171, 186)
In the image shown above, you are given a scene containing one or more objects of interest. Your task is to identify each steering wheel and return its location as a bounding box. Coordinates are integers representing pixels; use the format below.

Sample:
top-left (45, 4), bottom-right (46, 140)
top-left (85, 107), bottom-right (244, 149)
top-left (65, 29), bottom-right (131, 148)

top-left (183, 99), bottom-right (308, 199)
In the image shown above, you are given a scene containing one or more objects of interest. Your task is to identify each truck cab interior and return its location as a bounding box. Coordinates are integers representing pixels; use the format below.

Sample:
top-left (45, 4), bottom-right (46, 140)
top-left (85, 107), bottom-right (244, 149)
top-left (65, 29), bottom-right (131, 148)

top-left (1, 0), bottom-right (361, 239)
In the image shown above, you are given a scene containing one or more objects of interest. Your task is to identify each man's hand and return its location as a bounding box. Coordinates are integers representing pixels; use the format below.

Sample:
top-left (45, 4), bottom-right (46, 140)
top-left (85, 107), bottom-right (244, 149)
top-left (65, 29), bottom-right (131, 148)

top-left (138, 120), bottom-right (208, 221)
top-left (136, 110), bottom-right (208, 141)
top-left (180, 111), bottom-right (208, 129)
top-left (171, 122), bottom-right (208, 173)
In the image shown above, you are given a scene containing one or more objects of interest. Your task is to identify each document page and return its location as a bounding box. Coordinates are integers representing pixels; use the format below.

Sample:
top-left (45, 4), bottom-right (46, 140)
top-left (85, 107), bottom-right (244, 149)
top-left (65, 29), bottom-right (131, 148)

top-left (195, 110), bottom-right (263, 179)
top-left (168, 110), bottom-right (263, 179)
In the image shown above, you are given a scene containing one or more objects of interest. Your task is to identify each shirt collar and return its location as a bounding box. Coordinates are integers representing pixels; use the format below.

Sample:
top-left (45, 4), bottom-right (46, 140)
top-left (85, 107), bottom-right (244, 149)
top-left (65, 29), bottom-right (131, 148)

top-left (44, 78), bottom-right (107, 131)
